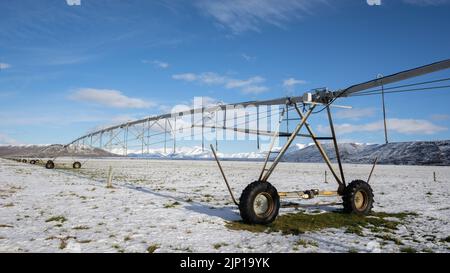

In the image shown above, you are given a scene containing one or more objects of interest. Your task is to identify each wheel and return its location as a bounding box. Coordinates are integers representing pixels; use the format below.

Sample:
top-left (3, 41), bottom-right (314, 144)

top-left (30, 160), bottom-right (36, 164)
top-left (342, 180), bottom-right (374, 215)
top-left (22, 159), bottom-right (27, 163)
top-left (45, 160), bottom-right (55, 169)
top-left (73, 162), bottom-right (81, 169)
top-left (239, 181), bottom-right (280, 224)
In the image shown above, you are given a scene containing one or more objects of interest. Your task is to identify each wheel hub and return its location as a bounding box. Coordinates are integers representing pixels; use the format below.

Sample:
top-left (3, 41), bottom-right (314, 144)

top-left (354, 191), bottom-right (367, 210)
top-left (253, 192), bottom-right (273, 217)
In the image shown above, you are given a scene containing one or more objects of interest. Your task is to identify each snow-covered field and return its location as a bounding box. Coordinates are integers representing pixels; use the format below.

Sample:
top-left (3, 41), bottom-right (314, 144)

top-left (0, 157), bottom-right (449, 253)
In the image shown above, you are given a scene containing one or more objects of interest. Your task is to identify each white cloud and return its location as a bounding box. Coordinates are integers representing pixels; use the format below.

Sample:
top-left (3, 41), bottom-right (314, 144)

top-left (319, 118), bottom-right (447, 135)
top-left (402, 0), bottom-right (449, 5)
top-left (430, 114), bottom-right (450, 121)
top-left (192, 96), bottom-right (223, 107)
top-left (335, 107), bottom-right (376, 120)
top-left (226, 76), bottom-right (265, 88)
top-left (194, 0), bottom-right (323, 34)
top-left (283, 77), bottom-right (307, 87)
top-left (0, 133), bottom-right (18, 145)
top-left (143, 60), bottom-right (170, 69)
top-left (172, 72), bottom-right (269, 94)
top-left (154, 60), bottom-right (169, 69)
top-left (70, 88), bottom-right (153, 109)
top-left (198, 72), bottom-right (227, 85)
top-left (66, 0), bottom-right (81, 6)
top-left (241, 53), bottom-right (255, 61)
top-left (172, 73), bottom-right (198, 82)
top-left (0, 63), bottom-right (11, 69)
top-left (241, 85), bottom-right (269, 94)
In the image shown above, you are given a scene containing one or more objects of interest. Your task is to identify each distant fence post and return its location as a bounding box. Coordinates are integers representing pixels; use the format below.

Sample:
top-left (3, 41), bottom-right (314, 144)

top-left (107, 166), bottom-right (113, 188)
top-left (325, 170), bottom-right (328, 183)
top-left (433, 171), bottom-right (436, 182)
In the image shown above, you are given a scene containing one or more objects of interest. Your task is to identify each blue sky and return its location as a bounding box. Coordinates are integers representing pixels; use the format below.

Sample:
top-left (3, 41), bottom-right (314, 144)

top-left (0, 0), bottom-right (449, 153)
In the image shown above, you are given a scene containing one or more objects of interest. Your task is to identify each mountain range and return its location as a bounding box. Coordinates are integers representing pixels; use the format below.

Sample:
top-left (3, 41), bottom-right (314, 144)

top-left (2, 140), bottom-right (449, 166)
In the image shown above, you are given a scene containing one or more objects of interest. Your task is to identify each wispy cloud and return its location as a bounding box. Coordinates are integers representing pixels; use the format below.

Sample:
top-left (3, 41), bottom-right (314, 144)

top-left (70, 88), bottom-right (154, 109)
top-left (319, 118), bottom-right (447, 135)
top-left (172, 73), bottom-right (198, 82)
top-left (194, 0), bottom-right (325, 34)
top-left (0, 133), bottom-right (18, 145)
top-left (172, 72), bottom-right (269, 94)
top-left (66, 0), bottom-right (81, 6)
top-left (241, 85), bottom-right (269, 94)
top-left (283, 78), bottom-right (307, 87)
top-left (226, 76), bottom-right (265, 88)
top-left (335, 107), bottom-right (377, 120)
top-left (430, 114), bottom-right (450, 121)
top-left (241, 53), bottom-right (255, 61)
top-left (143, 59), bottom-right (170, 69)
top-left (0, 63), bottom-right (11, 69)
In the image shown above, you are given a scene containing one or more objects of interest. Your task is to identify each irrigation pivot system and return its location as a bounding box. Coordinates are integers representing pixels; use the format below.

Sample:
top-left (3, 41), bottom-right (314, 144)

top-left (210, 59), bottom-right (450, 224)
top-left (6, 58), bottom-right (450, 225)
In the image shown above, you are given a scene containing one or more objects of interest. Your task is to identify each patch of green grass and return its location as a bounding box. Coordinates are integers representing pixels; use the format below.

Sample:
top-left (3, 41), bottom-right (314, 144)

top-left (146, 244), bottom-right (159, 253)
top-left (213, 243), bottom-right (229, 249)
top-left (296, 239), bottom-right (318, 248)
top-left (46, 235), bottom-right (76, 250)
top-left (422, 248), bottom-right (434, 253)
top-left (164, 201), bottom-right (181, 208)
top-left (372, 211), bottom-right (418, 220)
top-left (345, 226), bottom-right (364, 236)
top-left (59, 240), bottom-right (68, 249)
top-left (400, 246), bottom-right (417, 253)
top-left (112, 244), bottom-right (125, 253)
top-left (45, 216), bottom-right (67, 223)
top-left (348, 248), bottom-right (358, 253)
top-left (375, 234), bottom-right (403, 245)
top-left (226, 211), bottom-right (416, 236)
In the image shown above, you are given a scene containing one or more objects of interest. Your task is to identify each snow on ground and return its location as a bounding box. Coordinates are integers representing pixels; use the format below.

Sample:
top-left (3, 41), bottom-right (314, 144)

top-left (0, 157), bottom-right (449, 253)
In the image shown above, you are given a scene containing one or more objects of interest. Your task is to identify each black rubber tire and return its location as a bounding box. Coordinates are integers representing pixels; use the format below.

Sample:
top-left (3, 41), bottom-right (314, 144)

top-left (22, 159), bottom-right (27, 163)
top-left (73, 162), bottom-right (81, 169)
top-left (239, 181), bottom-right (280, 225)
top-left (45, 160), bottom-right (55, 169)
top-left (30, 160), bottom-right (36, 164)
top-left (342, 180), bottom-right (374, 215)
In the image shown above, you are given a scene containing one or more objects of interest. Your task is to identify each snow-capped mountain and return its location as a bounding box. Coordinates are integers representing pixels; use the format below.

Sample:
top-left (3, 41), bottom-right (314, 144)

top-left (0, 144), bottom-right (118, 157)
top-left (351, 140), bottom-right (450, 165)
top-left (128, 140), bottom-right (450, 165)
top-left (2, 140), bottom-right (449, 165)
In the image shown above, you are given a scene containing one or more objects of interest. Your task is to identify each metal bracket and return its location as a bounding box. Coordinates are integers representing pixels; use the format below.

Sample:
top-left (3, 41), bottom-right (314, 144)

top-left (367, 157), bottom-right (378, 184)
top-left (210, 144), bottom-right (239, 206)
